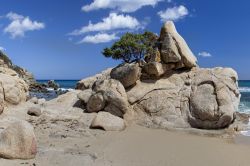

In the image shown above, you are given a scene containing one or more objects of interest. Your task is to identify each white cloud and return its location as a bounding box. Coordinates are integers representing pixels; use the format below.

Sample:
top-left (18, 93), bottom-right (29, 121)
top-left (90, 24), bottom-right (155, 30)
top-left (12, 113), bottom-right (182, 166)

top-left (158, 5), bottom-right (188, 22)
top-left (198, 51), bottom-right (212, 57)
top-left (6, 12), bottom-right (24, 20)
top-left (70, 13), bottom-right (141, 35)
top-left (79, 33), bottom-right (119, 44)
top-left (82, 0), bottom-right (163, 13)
top-left (4, 12), bottom-right (45, 38)
top-left (0, 46), bottom-right (5, 51)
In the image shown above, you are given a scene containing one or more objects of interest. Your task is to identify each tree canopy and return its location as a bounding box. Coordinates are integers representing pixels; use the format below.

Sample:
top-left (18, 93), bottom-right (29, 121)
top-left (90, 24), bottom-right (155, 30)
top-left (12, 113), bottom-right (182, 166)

top-left (102, 31), bottom-right (158, 63)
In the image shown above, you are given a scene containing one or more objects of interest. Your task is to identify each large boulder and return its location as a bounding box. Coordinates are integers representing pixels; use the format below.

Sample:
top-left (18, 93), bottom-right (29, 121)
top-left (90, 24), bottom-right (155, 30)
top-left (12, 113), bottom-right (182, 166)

top-left (76, 68), bottom-right (111, 90)
top-left (0, 119), bottom-right (37, 159)
top-left (91, 111), bottom-right (125, 131)
top-left (127, 67), bottom-right (240, 130)
top-left (188, 68), bottom-right (240, 129)
top-left (127, 71), bottom-right (191, 128)
top-left (110, 63), bottom-right (141, 88)
top-left (87, 79), bottom-right (130, 117)
top-left (159, 21), bottom-right (197, 69)
top-left (87, 92), bottom-right (105, 113)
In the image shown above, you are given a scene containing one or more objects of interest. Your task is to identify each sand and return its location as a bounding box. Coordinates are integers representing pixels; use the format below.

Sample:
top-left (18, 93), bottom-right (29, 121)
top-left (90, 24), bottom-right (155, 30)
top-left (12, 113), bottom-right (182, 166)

top-left (1, 124), bottom-right (250, 166)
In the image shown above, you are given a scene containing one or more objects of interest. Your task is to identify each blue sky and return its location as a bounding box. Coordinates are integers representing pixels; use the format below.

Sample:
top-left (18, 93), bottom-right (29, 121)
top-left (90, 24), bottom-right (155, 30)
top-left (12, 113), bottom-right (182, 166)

top-left (0, 0), bottom-right (250, 80)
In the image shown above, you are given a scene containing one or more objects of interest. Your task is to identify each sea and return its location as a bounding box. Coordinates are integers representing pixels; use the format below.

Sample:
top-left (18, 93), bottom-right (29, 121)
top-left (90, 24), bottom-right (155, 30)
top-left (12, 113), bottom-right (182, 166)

top-left (37, 80), bottom-right (250, 113)
top-left (239, 80), bottom-right (250, 113)
top-left (34, 80), bottom-right (79, 100)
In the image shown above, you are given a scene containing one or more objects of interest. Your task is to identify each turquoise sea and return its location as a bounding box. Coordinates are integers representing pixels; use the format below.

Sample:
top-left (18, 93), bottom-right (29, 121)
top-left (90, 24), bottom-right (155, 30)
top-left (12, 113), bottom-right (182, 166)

top-left (239, 80), bottom-right (250, 113)
top-left (37, 80), bottom-right (250, 113)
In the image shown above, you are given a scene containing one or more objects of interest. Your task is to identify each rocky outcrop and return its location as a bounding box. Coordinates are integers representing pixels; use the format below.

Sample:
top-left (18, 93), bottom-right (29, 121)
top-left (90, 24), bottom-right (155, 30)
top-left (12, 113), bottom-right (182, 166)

top-left (0, 118), bottom-right (37, 159)
top-left (75, 21), bottom-right (240, 131)
top-left (0, 51), bottom-right (32, 111)
top-left (76, 68), bottom-right (112, 90)
top-left (110, 63), bottom-right (141, 88)
top-left (0, 51), bottom-right (35, 85)
top-left (127, 67), bottom-right (239, 129)
top-left (48, 80), bottom-right (60, 90)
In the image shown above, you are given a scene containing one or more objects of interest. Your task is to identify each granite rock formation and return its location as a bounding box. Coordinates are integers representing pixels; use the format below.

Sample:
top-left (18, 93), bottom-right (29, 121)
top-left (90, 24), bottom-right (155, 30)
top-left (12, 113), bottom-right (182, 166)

top-left (76, 21), bottom-right (240, 130)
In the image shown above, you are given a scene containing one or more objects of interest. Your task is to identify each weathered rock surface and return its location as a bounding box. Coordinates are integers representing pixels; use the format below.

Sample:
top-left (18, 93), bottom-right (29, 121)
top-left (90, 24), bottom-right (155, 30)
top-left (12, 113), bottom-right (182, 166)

top-left (0, 51), bottom-right (31, 112)
top-left (87, 92), bottom-right (105, 113)
top-left (145, 48), bottom-right (161, 63)
top-left (143, 62), bottom-right (166, 78)
top-left (126, 67), bottom-right (240, 129)
top-left (0, 73), bottom-right (28, 105)
top-left (188, 68), bottom-right (240, 129)
top-left (76, 68), bottom-right (111, 90)
top-left (159, 21), bottom-right (197, 69)
top-left (0, 51), bottom-right (35, 85)
top-left (91, 111), bottom-right (125, 131)
top-left (110, 63), bottom-right (141, 88)
top-left (87, 79), bottom-right (130, 117)
top-left (77, 89), bottom-right (92, 104)
top-left (0, 119), bottom-right (37, 159)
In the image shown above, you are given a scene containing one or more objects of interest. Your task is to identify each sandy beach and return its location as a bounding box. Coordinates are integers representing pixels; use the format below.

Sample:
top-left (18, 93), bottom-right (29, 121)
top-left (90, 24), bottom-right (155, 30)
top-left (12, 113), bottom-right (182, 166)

top-left (0, 124), bottom-right (250, 166)
top-left (2, 1), bottom-right (250, 165)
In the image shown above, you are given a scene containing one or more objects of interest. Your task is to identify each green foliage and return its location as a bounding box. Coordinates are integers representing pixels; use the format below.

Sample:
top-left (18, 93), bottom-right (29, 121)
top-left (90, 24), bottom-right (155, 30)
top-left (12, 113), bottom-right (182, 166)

top-left (102, 31), bottom-right (158, 63)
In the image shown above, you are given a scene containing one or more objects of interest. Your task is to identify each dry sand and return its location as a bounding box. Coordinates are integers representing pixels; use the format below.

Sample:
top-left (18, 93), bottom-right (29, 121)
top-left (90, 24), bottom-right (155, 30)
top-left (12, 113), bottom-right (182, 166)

top-left (1, 124), bottom-right (250, 166)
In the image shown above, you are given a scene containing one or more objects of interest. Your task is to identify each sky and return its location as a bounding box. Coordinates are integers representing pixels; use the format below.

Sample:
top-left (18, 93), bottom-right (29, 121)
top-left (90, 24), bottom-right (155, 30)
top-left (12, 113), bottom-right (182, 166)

top-left (0, 0), bottom-right (250, 80)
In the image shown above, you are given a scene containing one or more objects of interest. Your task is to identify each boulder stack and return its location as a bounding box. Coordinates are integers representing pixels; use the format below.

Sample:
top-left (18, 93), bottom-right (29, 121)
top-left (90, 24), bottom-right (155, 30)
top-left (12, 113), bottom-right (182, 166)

top-left (76, 21), bottom-right (240, 130)
top-left (159, 21), bottom-right (197, 69)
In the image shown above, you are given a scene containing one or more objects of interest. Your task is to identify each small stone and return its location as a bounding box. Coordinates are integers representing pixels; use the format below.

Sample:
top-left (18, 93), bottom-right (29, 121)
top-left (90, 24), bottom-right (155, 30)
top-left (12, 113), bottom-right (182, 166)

top-left (27, 107), bottom-right (42, 117)
top-left (29, 97), bottom-right (38, 104)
